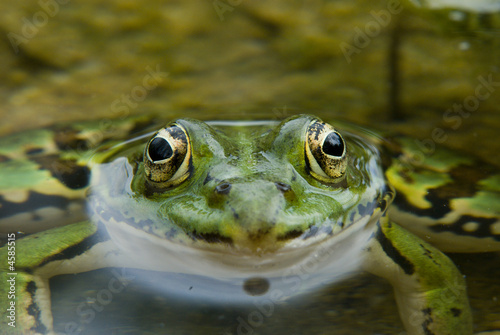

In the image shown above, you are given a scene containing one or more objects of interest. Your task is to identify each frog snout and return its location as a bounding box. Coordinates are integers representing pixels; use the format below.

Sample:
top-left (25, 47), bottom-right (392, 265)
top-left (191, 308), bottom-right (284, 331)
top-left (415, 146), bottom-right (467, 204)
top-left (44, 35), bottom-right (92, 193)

top-left (214, 181), bottom-right (293, 195)
top-left (210, 179), bottom-right (295, 242)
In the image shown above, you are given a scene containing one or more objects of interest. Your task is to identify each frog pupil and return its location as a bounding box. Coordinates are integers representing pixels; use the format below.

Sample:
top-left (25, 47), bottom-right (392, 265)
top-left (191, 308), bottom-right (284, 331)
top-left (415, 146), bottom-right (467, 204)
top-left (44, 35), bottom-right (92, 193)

top-left (149, 137), bottom-right (173, 162)
top-left (323, 132), bottom-right (344, 157)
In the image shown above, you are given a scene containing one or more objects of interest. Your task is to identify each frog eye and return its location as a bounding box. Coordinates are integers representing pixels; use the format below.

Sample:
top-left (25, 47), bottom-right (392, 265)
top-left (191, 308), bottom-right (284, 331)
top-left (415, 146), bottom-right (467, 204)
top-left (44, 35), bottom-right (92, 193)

top-left (305, 120), bottom-right (347, 183)
top-left (144, 124), bottom-right (191, 187)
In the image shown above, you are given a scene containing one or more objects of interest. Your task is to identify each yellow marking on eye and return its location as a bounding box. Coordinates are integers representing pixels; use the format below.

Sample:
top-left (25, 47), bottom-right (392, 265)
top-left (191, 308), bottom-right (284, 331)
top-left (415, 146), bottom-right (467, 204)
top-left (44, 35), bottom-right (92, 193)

top-left (462, 221), bottom-right (479, 233)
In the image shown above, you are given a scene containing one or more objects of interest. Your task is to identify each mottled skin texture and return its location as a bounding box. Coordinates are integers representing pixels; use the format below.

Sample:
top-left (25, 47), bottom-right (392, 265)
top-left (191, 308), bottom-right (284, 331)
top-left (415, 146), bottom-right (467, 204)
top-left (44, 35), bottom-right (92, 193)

top-left (0, 114), bottom-right (499, 335)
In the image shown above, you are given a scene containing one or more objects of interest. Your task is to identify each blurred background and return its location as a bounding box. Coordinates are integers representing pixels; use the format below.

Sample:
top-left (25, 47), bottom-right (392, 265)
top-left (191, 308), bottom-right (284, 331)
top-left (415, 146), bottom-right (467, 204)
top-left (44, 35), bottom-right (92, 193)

top-left (0, 0), bottom-right (499, 162)
top-left (0, 0), bottom-right (499, 333)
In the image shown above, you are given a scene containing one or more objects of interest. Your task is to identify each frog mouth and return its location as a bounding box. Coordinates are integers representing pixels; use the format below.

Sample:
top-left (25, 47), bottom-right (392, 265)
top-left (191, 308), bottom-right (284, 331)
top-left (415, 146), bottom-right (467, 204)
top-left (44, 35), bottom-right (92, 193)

top-left (179, 195), bottom-right (386, 254)
top-left (184, 221), bottom-right (345, 252)
top-left (187, 231), bottom-right (234, 245)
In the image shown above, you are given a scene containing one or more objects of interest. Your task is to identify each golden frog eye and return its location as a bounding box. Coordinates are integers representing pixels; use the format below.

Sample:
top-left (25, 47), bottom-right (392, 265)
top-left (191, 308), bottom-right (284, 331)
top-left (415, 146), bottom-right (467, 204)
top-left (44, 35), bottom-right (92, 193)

top-left (305, 120), bottom-right (347, 183)
top-left (144, 123), bottom-right (191, 187)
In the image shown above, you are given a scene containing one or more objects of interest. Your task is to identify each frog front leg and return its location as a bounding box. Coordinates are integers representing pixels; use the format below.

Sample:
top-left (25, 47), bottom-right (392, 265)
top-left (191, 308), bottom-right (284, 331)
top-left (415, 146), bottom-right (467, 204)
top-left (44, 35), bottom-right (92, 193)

top-left (0, 221), bottom-right (121, 334)
top-left (1, 266), bottom-right (54, 334)
top-left (363, 216), bottom-right (473, 335)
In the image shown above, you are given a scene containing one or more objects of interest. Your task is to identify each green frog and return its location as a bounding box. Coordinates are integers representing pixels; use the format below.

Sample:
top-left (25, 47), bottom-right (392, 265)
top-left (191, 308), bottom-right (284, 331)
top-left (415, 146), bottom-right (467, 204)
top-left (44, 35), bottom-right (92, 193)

top-left (0, 114), bottom-right (499, 335)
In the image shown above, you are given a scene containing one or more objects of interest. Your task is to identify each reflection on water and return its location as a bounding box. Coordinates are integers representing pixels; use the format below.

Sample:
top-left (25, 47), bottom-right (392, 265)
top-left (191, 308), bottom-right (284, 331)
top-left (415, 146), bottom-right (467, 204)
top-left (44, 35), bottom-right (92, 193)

top-left (51, 268), bottom-right (402, 335)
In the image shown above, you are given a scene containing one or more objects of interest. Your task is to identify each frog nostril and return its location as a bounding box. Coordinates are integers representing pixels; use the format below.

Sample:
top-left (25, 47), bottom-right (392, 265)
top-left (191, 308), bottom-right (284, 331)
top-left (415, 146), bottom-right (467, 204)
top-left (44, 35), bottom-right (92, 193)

top-left (215, 182), bottom-right (232, 195)
top-left (275, 182), bottom-right (291, 193)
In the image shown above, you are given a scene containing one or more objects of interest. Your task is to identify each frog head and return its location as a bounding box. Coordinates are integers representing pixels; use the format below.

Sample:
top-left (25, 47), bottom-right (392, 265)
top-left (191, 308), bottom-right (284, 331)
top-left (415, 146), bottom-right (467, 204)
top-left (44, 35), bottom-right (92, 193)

top-left (89, 115), bottom-right (391, 279)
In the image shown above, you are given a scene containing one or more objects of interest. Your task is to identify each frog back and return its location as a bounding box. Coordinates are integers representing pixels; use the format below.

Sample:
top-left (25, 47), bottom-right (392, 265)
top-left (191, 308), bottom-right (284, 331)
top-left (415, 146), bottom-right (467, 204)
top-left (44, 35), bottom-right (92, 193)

top-left (382, 136), bottom-right (500, 252)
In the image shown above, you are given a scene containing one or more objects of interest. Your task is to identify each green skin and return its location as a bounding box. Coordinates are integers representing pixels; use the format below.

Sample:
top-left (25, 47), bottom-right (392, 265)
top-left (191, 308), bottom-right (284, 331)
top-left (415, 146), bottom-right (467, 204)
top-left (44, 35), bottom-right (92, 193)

top-left (0, 114), bottom-right (499, 335)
